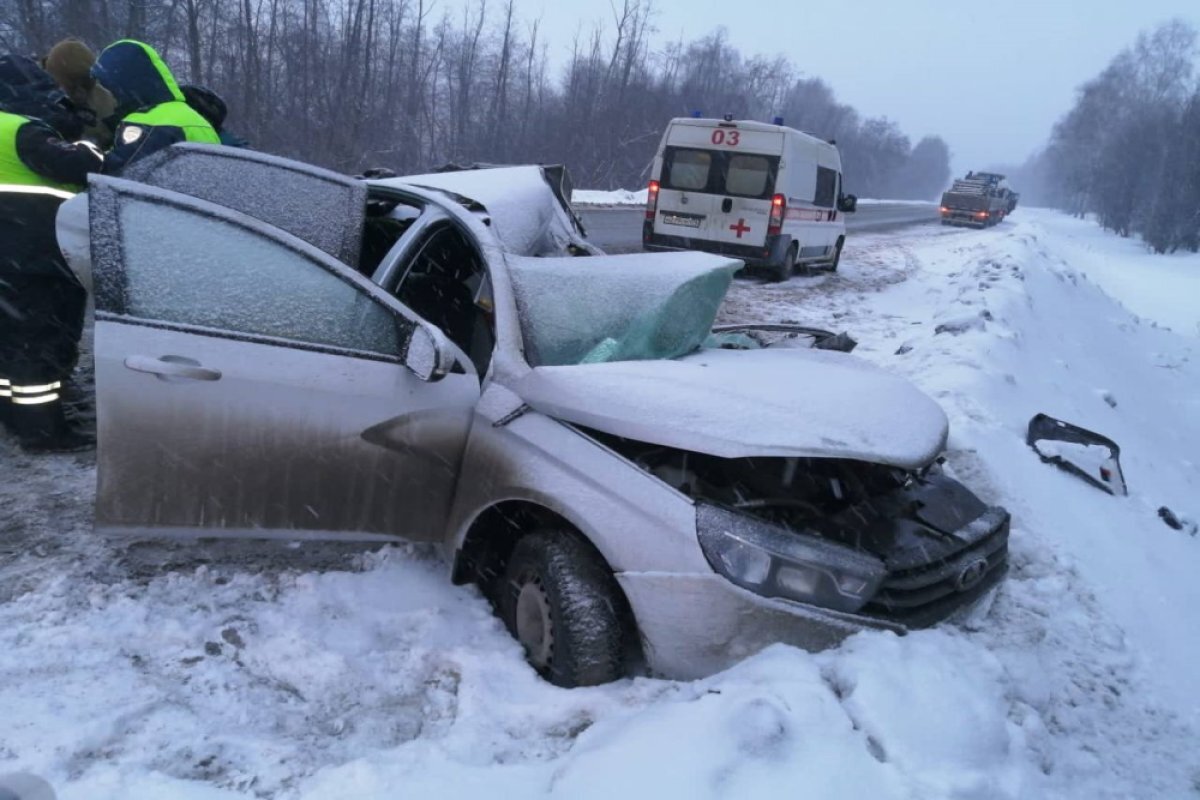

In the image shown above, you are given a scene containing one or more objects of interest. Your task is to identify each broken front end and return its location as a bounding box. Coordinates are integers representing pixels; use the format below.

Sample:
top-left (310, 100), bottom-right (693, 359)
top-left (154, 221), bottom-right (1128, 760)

top-left (598, 432), bottom-right (1010, 631)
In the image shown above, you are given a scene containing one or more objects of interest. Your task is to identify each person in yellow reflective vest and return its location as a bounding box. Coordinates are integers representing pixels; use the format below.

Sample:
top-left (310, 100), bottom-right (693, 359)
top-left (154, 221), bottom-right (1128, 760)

top-left (0, 54), bottom-right (101, 451)
top-left (90, 40), bottom-right (218, 173)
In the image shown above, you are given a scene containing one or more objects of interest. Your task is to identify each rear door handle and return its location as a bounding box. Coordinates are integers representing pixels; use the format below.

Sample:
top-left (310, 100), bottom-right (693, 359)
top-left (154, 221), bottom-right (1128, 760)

top-left (124, 355), bottom-right (222, 382)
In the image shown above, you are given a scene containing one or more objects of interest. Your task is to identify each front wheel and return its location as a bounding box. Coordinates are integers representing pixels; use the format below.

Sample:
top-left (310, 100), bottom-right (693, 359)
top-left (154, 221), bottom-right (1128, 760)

top-left (828, 237), bottom-right (845, 272)
top-left (501, 530), bottom-right (627, 687)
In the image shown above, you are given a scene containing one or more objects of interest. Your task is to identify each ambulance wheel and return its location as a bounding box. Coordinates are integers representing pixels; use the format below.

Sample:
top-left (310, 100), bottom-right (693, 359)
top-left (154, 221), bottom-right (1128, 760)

top-left (829, 237), bottom-right (845, 272)
top-left (771, 244), bottom-right (797, 282)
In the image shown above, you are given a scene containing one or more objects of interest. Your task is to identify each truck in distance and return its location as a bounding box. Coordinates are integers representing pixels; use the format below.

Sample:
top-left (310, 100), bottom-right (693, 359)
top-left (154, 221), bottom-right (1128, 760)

top-left (939, 171), bottom-right (1018, 228)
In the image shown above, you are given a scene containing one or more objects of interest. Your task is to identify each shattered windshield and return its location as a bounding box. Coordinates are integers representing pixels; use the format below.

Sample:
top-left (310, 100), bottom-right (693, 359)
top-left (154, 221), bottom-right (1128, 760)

top-left (507, 252), bottom-right (740, 366)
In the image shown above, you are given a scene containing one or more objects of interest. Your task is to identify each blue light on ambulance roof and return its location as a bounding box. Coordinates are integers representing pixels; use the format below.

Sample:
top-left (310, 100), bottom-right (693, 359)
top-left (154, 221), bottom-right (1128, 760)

top-left (691, 110), bottom-right (703, 118)
top-left (773, 116), bottom-right (784, 125)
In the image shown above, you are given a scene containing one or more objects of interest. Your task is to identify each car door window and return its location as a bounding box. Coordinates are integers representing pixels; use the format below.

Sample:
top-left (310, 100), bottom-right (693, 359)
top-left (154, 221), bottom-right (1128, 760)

top-left (663, 148), bottom-right (713, 191)
top-left (393, 222), bottom-right (494, 375)
top-left (117, 197), bottom-right (403, 358)
top-left (360, 195), bottom-right (425, 277)
top-left (815, 166), bottom-right (838, 208)
top-left (121, 144), bottom-right (368, 265)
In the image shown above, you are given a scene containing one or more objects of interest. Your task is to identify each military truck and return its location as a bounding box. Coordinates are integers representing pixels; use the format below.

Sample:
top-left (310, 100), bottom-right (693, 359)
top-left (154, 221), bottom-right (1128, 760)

top-left (939, 172), bottom-right (1018, 228)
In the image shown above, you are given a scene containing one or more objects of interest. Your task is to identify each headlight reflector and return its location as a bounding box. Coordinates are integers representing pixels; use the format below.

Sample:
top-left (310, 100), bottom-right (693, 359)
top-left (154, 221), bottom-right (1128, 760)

top-left (697, 503), bottom-right (886, 613)
top-left (711, 535), bottom-right (773, 587)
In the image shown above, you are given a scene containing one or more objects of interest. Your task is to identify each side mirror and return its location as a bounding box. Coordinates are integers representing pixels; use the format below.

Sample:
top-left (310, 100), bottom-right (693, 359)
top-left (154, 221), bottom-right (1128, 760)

top-left (837, 194), bottom-right (858, 213)
top-left (405, 323), bottom-right (457, 382)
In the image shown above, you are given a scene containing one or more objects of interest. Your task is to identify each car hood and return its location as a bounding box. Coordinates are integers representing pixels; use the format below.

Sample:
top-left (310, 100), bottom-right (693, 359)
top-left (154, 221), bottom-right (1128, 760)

top-left (515, 347), bottom-right (949, 469)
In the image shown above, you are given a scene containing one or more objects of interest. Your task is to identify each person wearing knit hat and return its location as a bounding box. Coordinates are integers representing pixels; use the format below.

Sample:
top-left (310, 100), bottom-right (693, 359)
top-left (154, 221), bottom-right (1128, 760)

top-left (43, 38), bottom-right (115, 146)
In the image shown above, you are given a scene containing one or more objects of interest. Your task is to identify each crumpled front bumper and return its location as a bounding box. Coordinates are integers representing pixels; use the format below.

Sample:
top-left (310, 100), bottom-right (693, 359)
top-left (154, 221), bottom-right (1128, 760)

top-left (617, 506), bottom-right (1009, 681)
top-left (616, 571), bottom-right (903, 680)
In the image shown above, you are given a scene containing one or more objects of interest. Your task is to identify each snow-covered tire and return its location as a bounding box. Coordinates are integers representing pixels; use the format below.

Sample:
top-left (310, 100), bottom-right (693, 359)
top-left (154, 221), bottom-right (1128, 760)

top-left (501, 530), bottom-right (626, 687)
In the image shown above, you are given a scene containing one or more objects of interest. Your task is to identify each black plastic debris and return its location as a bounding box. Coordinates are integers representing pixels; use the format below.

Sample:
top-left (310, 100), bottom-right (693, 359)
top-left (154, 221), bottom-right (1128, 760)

top-left (1158, 507), bottom-right (1198, 535)
top-left (1026, 413), bottom-right (1128, 496)
top-left (811, 331), bottom-right (858, 353)
top-left (1159, 507), bottom-right (1184, 530)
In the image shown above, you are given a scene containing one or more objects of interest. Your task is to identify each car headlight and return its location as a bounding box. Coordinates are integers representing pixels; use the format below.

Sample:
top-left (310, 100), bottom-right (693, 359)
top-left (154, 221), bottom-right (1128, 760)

top-left (696, 503), bottom-right (886, 613)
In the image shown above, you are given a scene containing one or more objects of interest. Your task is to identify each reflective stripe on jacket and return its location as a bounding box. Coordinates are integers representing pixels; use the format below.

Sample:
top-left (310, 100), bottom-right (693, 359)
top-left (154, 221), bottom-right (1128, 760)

top-left (123, 100), bottom-right (221, 144)
top-left (0, 111), bottom-right (78, 191)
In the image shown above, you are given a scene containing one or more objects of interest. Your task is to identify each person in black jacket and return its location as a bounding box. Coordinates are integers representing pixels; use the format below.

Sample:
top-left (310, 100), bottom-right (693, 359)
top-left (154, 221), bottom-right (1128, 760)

top-left (0, 54), bottom-right (101, 451)
top-left (180, 84), bottom-right (250, 148)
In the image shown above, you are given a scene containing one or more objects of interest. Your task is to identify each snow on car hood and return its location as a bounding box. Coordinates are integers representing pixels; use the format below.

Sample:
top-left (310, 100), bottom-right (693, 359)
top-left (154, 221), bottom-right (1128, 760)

top-left (380, 166), bottom-right (589, 256)
top-left (516, 347), bottom-right (950, 469)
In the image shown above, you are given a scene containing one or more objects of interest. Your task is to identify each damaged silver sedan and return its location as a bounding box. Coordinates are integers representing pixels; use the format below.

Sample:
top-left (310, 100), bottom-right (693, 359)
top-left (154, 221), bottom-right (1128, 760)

top-left (57, 144), bottom-right (1009, 686)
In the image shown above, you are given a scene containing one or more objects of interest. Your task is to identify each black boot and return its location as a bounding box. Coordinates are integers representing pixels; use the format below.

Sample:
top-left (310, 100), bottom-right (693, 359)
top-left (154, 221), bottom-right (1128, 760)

top-left (20, 424), bottom-right (94, 453)
top-left (11, 396), bottom-right (95, 453)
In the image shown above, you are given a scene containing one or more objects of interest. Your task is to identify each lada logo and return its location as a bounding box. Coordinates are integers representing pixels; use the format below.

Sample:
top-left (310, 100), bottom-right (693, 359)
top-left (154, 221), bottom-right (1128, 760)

top-left (955, 558), bottom-right (989, 592)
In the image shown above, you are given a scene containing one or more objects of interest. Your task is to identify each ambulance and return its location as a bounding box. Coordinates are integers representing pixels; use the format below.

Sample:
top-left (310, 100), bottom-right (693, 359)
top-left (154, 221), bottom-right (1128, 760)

top-left (643, 116), bottom-right (857, 281)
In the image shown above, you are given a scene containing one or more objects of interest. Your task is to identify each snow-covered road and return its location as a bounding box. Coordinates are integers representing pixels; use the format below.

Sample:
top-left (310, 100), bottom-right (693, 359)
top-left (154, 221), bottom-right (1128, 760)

top-left (2, 211), bottom-right (1198, 799)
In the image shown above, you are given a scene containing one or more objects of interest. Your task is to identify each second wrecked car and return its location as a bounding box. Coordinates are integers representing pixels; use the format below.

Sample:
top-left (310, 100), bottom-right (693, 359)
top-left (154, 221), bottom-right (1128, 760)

top-left (57, 144), bottom-right (1009, 686)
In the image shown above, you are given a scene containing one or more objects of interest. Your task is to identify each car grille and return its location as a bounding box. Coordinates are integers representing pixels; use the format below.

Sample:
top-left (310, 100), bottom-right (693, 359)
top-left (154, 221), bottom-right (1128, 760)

top-left (860, 507), bottom-right (1010, 629)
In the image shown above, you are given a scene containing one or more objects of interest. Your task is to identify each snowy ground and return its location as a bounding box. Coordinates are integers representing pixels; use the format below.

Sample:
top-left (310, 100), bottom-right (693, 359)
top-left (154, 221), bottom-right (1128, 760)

top-left (2, 210), bottom-right (1199, 799)
top-left (572, 187), bottom-right (648, 206)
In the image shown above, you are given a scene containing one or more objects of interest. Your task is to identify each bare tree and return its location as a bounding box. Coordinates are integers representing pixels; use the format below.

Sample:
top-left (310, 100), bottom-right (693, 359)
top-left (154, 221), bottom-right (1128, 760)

top-left (0, 0), bottom-right (947, 196)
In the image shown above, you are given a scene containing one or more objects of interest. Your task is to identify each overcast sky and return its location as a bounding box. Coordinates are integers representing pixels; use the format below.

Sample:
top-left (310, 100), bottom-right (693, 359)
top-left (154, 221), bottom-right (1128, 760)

top-left (466, 0), bottom-right (1200, 175)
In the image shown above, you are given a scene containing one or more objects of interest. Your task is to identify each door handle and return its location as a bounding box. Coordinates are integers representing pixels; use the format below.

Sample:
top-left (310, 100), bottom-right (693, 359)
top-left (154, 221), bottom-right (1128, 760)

top-left (124, 354), bottom-right (222, 382)
top-left (721, 197), bottom-right (733, 213)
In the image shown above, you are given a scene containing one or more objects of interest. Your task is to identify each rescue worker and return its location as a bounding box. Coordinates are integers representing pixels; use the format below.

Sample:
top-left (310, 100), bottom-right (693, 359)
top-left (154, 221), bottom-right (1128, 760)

top-left (180, 84), bottom-right (250, 148)
top-left (42, 38), bottom-right (117, 147)
top-left (0, 55), bottom-right (102, 451)
top-left (90, 39), bottom-right (218, 173)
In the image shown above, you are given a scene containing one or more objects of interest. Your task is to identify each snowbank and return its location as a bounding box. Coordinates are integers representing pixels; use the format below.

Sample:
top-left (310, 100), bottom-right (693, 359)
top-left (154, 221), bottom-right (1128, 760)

top-left (2, 210), bottom-right (1198, 798)
top-left (856, 198), bottom-right (938, 206)
top-left (572, 188), bottom-right (648, 206)
top-left (1029, 211), bottom-right (1200, 337)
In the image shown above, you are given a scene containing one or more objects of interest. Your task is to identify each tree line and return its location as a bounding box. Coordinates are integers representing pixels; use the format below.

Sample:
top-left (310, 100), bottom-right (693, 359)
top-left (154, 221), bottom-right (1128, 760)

top-left (1013, 19), bottom-right (1200, 254)
top-left (0, 0), bottom-right (951, 198)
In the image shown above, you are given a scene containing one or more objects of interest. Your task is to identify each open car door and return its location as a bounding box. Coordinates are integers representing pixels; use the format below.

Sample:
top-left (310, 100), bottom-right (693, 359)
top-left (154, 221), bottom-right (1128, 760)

top-left (119, 143), bottom-right (367, 265)
top-left (88, 176), bottom-right (479, 542)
